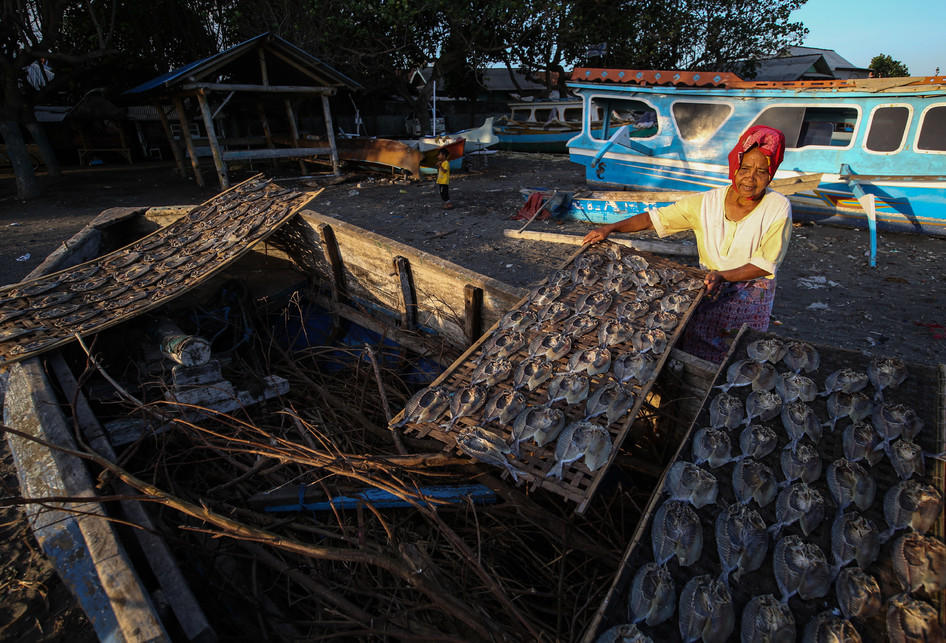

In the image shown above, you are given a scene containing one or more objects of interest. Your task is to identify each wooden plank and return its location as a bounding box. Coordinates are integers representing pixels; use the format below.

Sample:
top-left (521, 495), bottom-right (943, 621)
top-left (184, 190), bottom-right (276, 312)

top-left (181, 82), bottom-right (336, 95)
top-left (503, 228), bottom-right (698, 257)
top-left (196, 90), bottom-right (229, 189)
top-left (393, 256), bottom-right (417, 330)
top-left (221, 146), bottom-right (332, 160)
top-left (769, 172), bottom-right (824, 195)
top-left (47, 354), bottom-right (216, 642)
top-left (316, 222), bottom-right (348, 304)
top-left (464, 284), bottom-right (483, 347)
top-left (173, 97), bottom-right (204, 187)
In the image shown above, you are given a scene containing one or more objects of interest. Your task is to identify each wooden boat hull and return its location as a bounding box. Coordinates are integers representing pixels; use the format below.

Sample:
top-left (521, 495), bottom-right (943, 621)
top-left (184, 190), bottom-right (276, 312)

top-left (420, 117), bottom-right (498, 153)
top-left (419, 137), bottom-right (465, 171)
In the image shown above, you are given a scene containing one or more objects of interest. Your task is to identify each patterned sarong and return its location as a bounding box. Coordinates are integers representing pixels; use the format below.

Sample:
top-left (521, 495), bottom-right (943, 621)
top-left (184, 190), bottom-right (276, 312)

top-left (680, 278), bottom-right (777, 364)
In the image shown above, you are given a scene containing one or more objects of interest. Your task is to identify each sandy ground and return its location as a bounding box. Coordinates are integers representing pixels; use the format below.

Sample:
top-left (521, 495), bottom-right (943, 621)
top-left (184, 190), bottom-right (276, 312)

top-left (0, 153), bottom-right (944, 639)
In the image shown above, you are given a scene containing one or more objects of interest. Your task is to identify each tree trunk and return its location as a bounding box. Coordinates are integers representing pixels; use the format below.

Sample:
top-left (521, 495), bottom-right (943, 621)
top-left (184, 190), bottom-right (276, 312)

top-left (25, 121), bottom-right (61, 177)
top-left (0, 120), bottom-right (41, 201)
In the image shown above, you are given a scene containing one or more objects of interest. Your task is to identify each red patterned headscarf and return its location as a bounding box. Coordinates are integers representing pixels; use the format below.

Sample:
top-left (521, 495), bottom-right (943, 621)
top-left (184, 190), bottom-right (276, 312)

top-left (728, 125), bottom-right (786, 184)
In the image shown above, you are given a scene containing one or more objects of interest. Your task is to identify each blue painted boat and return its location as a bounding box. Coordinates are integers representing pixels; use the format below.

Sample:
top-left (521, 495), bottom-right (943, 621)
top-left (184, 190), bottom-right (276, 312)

top-left (495, 99), bottom-right (630, 153)
top-left (566, 69), bottom-right (946, 243)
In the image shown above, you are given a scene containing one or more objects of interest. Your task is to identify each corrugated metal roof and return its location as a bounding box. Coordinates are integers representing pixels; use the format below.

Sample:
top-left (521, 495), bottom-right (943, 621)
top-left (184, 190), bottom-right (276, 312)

top-left (752, 55), bottom-right (834, 81)
top-left (124, 32), bottom-right (361, 96)
top-left (34, 105), bottom-right (70, 123)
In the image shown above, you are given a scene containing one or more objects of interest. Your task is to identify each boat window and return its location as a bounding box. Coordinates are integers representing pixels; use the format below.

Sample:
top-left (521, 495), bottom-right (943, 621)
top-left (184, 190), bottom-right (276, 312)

top-left (510, 107), bottom-right (532, 122)
top-left (589, 97), bottom-right (657, 140)
top-left (865, 106), bottom-right (909, 152)
top-left (917, 105), bottom-right (946, 152)
top-left (751, 106), bottom-right (858, 148)
top-left (534, 108), bottom-right (554, 124)
top-left (563, 107), bottom-right (583, 123)
top-left (671, 102), bottom-right (732, 142)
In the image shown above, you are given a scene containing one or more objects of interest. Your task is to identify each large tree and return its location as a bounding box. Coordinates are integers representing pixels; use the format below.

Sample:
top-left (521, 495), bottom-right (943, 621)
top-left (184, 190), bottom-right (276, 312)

top-left (869, 53), bottom-right (909, 78)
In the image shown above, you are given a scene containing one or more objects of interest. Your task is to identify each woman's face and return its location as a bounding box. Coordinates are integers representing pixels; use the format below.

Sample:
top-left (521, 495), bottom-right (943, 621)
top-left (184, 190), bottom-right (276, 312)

top-left (733, 148), bottom-right (772, 200)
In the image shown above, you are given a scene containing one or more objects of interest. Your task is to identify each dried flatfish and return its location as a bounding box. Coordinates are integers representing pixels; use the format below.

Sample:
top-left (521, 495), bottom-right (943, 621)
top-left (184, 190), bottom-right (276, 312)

top-left (835, 567), bottom-right (882, 621)
top-left (691, 427), bottom-right (734, 468)
top-left (498, 308), bottom-right (537, 332)
top-left (471, 357), bottom-right (513, 387)
top-left (163, 255), bottom-right (191, 270)
top-left (868, 355), bottom-right (908, 401)
top-left (594, 622), bottom-right (653, 643)
top-left (59, 309), bottom-right (99, 326)
top-left (633, 328), bottom-right (667, 355)
top-left (666, 461), bottom-right (718, 508)
top-left (443, 384), bottom-right (490, 431)
top-left (628, 563), bottom-right (676, 627)
top-left (0, 308), bottom-right (26, 324)
top-left (479, 330), bottom-right (526, 362)
top-left (455, 425), bottom-right (522, 482)
top-left (802, 612), bottom-right (862, 643)
top-left (773, 535), bottom-right (832, 602)
top-left (831, 511), bottom-right (879, 570)
top-left (546, 268), bottom-right (572, 286)
top-left (60, 265), bottom-right (100, 282)
top-left (615, 300), bottom-right (649, 321)
top-left (563, 313), bottom-right (599, 338)
top-left (659, 292), bottom-right (692, 314)
top-left (745, 337), bottom-right (786, 364)
top-left (652, 499), bottom-right (703, 567)
top-left (678, 575), bottom-right (734, 643)
top-left (513, 357), bottom-right (554, 391)
top-left (537, 301), bottom-right (572, 325)
top-left (775, 372), bottom-right (818, 403)
top-left (675, 276), bottom-right (704, 292)
top-left (584, 381), bottom-right (635, 425)
top-left (732, 459), bottom-right (777, 508)
top-left (481, 388), bottom-right (526, 426)
top-left (886, 595), bottom-right (942, 643)
top-left (658, 266), bottom-right (686, 285)
top-left (743, 390), bottom-right (783, 426)
top-left (882, 480), bottom-right (943, 538)
top-left (575, 291), bottom-right (613, 316)
top-left (890, 439), bottom-right (925, 480)
top-left (528, 332), bottom-right (572, 361)
top-left (597, 318), bottom-right (635, 348)
top-left (613, 352), bottom-right (657, 384)
top-left (842, 422), bottom-right (884, 465)
top-left (34, 303), bottom-right (81, 320)
top-left (632, 267), bottom-right (661, 288)
top-left (636, 286), bottom-right (665, 303)
top-left (547, 373), bottom-right (590, 405)
top-left (9, 279), bottom-right (60, 297)
top-left (168, 231), bottom-right (202, 248)
top-left (739, 424), bottom-right (778, 461)
top-left (827, 458), bottom-right (876, 514)
top-left (546, 421), bottom-right (611, 479)
top-left (709, 393), bottom-right (745, 430)
top-left (740, 594), bottom-right (795, 643)
top-left (527, 284), bottom-right (562, 307)
top-left (602, 260), bottom-right (629, 278)
top-left (144, 246), bottom-right (177, 262)
top-left (769, 482), bottom-right (825, 537)
top-left (780, 443), bottom-right (823, 486)
top-left (114, 263), bottom-right (154, 282)
top-left (575, 253), bottom-right (604, 270)
top-left (781, 340), bottom-right (820, 373)
top-left (716, 502), bottom-right (768, 585)
top-left (104, 251), bottom-right (141, 269)
top-left (392, 386), bottom-right (451, 427)
top-left (781, 401), bottom-right (823, 450)
top-left (824, 391), bottom-right (873, 431)
top-left (34, 292), bottom-right (74, 308)
top-left (567, 347), bottom-right (612, 376)
top-left (509, 404), bottom-right (565, 453)
top-left (104, 290), bottom-right (149, 309)
top-left (571, 265), bottom-right (600, 288)
top-left (891, 532), bottom-right (946, 594)
top-left (601, 273), bottom-right (637, 294)
top-left (821, 368), bottom-right (869, 396)
top-left (622, 254), bottom-right (649, 271)
top-left (872, 403), bottom-right (924, 446)
top-left (644, 310), bottom-right (677, 331)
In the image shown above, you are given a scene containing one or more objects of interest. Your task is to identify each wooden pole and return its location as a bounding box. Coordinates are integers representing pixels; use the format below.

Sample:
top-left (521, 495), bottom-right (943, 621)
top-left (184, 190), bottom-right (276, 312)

top-left (172, 97), bottom-right (204, 186)
top-left (321, 93), bottom-right (341, 176)
top-left (284, 97), bottom-right (307, 175)
top-left (257, 100), bottom-right (278, 170)
top-left (196, 89), bottom-right (229, 189)
top-left (154, 101), bottom-right (186, 176)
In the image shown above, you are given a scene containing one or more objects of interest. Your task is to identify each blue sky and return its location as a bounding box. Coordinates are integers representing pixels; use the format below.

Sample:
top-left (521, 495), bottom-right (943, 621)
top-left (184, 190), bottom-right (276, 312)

top-left (791, 0), bottom-right (943, 76)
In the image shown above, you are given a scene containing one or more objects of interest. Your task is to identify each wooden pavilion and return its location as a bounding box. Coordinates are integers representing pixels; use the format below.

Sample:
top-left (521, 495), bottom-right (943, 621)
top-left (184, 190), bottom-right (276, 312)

top-left (124, 33), bottom-right (362, 189)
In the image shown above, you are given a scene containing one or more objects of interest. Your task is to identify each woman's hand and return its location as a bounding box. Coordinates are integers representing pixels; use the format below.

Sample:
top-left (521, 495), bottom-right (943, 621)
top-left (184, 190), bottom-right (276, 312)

top-left (704, 270), bottom-right (726, 295)
top-left (582, 225), bottom-right (612, 245)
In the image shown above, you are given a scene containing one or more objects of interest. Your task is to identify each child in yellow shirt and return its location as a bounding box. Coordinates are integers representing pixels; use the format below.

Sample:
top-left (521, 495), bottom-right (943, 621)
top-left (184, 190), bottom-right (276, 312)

top-left (436, 148), bottom-right (452, 210)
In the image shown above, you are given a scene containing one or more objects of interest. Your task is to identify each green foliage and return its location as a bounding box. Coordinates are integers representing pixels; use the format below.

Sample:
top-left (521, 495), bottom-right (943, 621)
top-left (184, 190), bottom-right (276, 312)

top-left (869, 53), bottom-right (910, 78)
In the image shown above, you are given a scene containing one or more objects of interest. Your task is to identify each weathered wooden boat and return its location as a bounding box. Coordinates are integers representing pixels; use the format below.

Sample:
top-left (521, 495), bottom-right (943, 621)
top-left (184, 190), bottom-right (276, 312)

top-left (1, 176), bottom-right (720, 641)
top-left (567, 69), bottom-right (946, 250)
top-left (417, 136), bottom-right (465, 172)
top-left (494, 99), bottom-right (629, 153)
top-left (279, 134), bottom-right (424, 178)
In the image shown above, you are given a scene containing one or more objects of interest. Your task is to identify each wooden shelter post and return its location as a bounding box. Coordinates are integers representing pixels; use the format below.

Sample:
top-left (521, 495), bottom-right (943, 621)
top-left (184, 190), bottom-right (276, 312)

top-left (283, 98), bottom-right (307, 174)
top-left (256, 101), bottom-right (278, 169)
top-left (154, 101), bottom-right (187, 177)
top-left (196, 89), bottom-right (229, 189)
top-left (321, 94), bottom-right (341, 176)
top-left (173, 97), bottom-right (204, 187)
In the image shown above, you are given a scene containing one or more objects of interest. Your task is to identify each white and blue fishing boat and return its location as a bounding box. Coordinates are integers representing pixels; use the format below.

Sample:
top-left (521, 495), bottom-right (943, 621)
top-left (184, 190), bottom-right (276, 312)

top-left (566, 69), bottom-right (946, 250)
top-left (495, 99), bottom-right (631, 153)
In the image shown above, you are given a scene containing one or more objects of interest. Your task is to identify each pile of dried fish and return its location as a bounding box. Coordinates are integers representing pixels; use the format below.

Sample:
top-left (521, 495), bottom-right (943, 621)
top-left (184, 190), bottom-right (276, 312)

top-left (601, 334), bottom-right (944, 642)
top-left (395, 244), bottom-right (705, 494)
top-left (0, 177), bottom-right (313, 366)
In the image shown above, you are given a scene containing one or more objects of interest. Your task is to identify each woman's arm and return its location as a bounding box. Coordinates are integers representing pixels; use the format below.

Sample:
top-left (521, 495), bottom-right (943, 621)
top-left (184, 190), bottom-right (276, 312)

top-left (704, 264), bottom-right (771, 294)
top-left (581, 212), bottom-right (655, 244)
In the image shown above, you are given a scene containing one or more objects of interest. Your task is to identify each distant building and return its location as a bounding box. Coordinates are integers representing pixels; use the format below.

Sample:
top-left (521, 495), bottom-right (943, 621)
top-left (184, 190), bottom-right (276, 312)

top-left (746, 46), bottom-right (870, 81)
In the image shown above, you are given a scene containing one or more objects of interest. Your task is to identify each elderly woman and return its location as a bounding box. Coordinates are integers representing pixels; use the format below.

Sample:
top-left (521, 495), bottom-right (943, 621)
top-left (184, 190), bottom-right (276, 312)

top-left (582, 126), bottom-right (792, 363)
